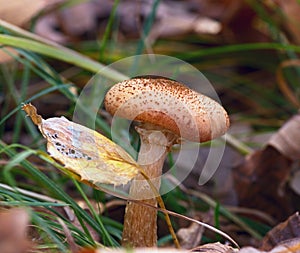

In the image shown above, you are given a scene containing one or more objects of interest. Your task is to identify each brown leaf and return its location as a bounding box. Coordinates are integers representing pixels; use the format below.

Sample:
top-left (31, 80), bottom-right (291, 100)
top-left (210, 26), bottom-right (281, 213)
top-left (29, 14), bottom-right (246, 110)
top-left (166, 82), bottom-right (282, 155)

top-left (177, 221), bottom-right (204, 249)
top-left (59, 2), bottom-right (97, 37)
top-left (260, 212), bottom-right (300, 251)
top-left (35, 1), bottom-right (99, 43)
top-left (0, 208), bottom-right (32, 253)
top-left (289, 170), bottom-right (300, 195)
top-left (233, 145), bottom-right (293, 220)
top-left (22, 103), bottom-right (43, 125)
top-left (34, 14), bottom-right (69, 44)
top-left (0, 0), bottom-right (59, 63)
top-left (191, 242), bottom-right (235, 252)
top-left (268, 113), bottom-right (300, 161)
top-left (233, 113), bottom-right (300, 220)
top-left (0, 0), bottom-right (47, 26)
top-left (149, 15), bottom-right (221, 43)
top-left (34, 1), bottom-right (112, 43)
top-left (240, 238), bottom-right (300, 252)
top-left (195, 0), bottom-right (269, 43)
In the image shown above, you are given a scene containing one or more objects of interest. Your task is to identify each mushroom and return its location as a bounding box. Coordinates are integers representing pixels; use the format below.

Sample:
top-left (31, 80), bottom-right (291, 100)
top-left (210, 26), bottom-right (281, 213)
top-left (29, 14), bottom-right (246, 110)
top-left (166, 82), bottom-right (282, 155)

top-left (104, 76), bottom-right (229, 247)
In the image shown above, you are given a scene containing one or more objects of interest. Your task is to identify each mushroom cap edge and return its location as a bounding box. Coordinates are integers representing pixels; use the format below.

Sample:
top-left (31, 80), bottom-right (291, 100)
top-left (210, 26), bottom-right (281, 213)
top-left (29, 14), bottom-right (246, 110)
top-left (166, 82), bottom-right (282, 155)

top-left (104, 77), bottom-right (230, 143)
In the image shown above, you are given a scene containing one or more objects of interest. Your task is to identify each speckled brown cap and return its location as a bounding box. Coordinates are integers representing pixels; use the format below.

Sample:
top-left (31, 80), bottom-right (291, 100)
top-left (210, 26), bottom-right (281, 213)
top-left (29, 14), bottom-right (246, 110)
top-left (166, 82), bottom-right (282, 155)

top-left (104, 76), bottom-right (229, 143)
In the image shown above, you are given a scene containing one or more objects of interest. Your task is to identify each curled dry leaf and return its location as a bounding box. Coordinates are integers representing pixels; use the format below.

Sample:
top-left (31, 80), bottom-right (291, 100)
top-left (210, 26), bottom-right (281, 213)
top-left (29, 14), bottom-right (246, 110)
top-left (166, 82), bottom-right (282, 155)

top-left (267, 113), bottom-right (300, 197)
top-left (240, 238), bottom-right (300, 253)
top-left (233, 113), bottom-right (300, 220)
top-left (268, 113), bottom-right (300, 161)
top-left (191, 242), bottom-right (236, 252)
top-left (260, 212), bottom-right (300, 251)
top-left (233, 145), bottom-right (293, 220)
top-left (22, 103), bottom-right (139, 186)
top-left (177, 221), bottom-right (204, 249)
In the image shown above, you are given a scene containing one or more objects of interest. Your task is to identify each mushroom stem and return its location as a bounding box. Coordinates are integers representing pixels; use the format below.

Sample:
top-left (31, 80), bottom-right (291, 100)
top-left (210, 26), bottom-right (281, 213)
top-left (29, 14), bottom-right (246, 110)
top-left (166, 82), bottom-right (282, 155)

top-left (122, 124), bottom-right (177, 247)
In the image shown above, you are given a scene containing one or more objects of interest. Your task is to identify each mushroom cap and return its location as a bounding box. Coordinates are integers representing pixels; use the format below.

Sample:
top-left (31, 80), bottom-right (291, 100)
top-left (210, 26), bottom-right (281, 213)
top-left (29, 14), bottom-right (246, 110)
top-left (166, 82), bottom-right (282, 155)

top-left (104, 76), bottom-right (229, 143)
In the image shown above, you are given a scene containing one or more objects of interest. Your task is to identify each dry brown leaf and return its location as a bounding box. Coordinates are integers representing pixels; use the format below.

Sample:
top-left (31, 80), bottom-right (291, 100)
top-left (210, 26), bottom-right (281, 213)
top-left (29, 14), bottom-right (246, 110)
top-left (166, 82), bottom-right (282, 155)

top-left (149, 15), bottom-right (221, 43)
top-left (0, 0), bottom-right (47, 26)
top-left (59, 2), bottom-right (97, 37)
top-left (240, 238), bottom-right (300, 252)
top-left (34, 14), bottom-right (69, 44)
top-left (268, 113), bottom-right (300, 161)
top-left (194, 0), bottom-right (269, 43)
top-left (35, 1), bottom-right (98, 43)
top-left (267, 113), bottom-right (300, 196)
top-left (117, 0), bottom-right (222, 41)
top-left (149, 15), bottom-right (198, 41)
top-left (233, 145), bottom-right (293, 220)
top-left (260, 212), bottom-right (300, 251)
top-left (191, 242), bottom-right (236, 252)
top-left (289, 170), bottom-right (300, 195)
top-left (22, 103), bottom-right (43, 125)
top-left (233, 113), bottom-right (300, 220)
top-left (33, 0), bottom-right (222, 45)
top-left (34, 0), bottom-right (112, 43)
top-left (177, 221), bottom-right (204, 249)
top-left (0, 0), bottom-right (59, 63)
top-left (0, 208), bottom-right (32, 253)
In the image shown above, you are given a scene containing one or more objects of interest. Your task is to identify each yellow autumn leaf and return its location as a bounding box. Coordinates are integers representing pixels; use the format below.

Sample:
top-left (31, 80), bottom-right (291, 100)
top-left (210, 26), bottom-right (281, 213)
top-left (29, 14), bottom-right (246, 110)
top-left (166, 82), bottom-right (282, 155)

top-left (22, 103), bottom-right (139, 186)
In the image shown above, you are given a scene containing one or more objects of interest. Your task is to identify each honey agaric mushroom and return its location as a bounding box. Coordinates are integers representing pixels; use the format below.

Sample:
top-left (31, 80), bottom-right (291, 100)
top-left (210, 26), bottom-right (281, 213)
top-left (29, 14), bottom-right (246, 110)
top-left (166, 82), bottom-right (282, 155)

top-left (104, 76), bottom-right (229, 247)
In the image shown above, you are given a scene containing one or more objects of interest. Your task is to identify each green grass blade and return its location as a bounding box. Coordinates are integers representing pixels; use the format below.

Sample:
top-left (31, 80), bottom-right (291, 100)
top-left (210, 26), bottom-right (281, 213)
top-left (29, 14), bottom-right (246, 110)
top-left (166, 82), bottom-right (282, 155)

top-left (0, 140), bottom-right (117, 246)
top-left (98, 0), bottom-right (120, 60)
top-left (3, 149), bottom-right (36, 171)
top-left (72, 179), bottom-right (115, 246)
top-left (0, 84), bottom-right (72, 127)
top-left (0, 34), bottom-right (127, 81)
top-left (135, 0), bottom-right (160, 55)
top-left (31, 211), bottom-right (69, 252)
top-left (178, 42), bottom-right (300, 59)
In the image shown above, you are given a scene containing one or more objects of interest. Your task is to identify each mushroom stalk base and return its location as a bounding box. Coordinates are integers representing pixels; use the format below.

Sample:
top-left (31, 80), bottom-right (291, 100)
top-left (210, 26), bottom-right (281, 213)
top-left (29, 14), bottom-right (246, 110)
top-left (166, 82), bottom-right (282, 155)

top-left (122, 126), bottom-right (176, 247)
